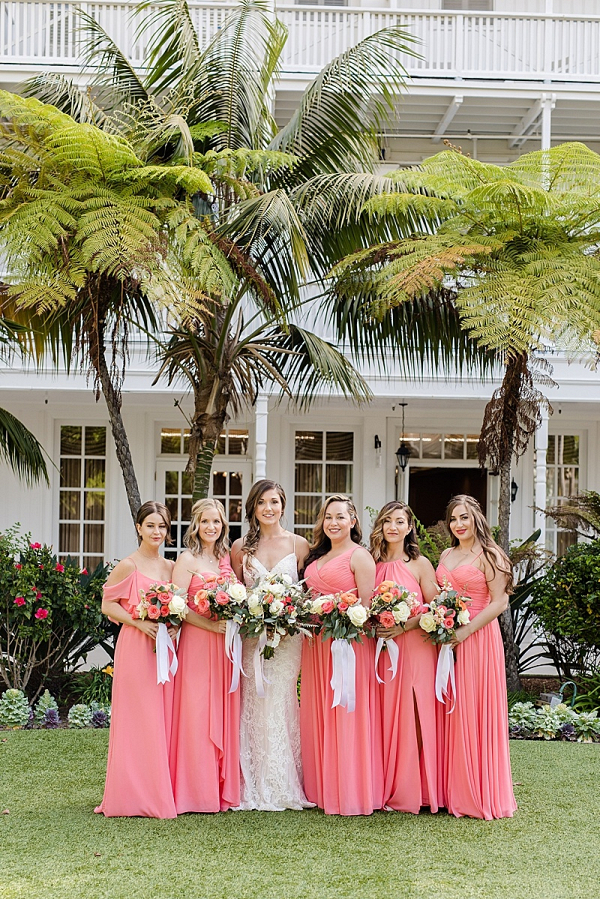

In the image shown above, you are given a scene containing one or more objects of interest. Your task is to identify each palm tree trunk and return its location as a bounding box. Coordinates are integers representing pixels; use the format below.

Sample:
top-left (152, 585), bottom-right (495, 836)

top-left (192, 439), bottom-right (217, 501)
top-left (95, 349), bottom-right (142, 523)
top-left (498, 453), bottom-right (521, 692)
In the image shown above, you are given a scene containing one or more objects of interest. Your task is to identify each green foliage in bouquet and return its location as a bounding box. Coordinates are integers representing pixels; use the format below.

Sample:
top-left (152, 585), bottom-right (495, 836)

top-left (0, 688), bottom-right (31, 728)
top-left (531, 540), bottom-right (600, 677)
top-left (0, 526), bottom-right (111, 699)
top-left (33, 689), bottom-right (59, 724)
top-left (67, 704), bottom-right (93, 729)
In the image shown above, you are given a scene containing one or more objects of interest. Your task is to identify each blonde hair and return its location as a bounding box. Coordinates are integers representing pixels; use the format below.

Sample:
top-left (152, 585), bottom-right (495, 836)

top-left (370, 501), bottom-right (420, 563)
top-left (446, 494), bottom-right (513, 593)
top-left (184, 499), bottom-right (229, 559)
top-left (302, 494), bottom-right (362, 574)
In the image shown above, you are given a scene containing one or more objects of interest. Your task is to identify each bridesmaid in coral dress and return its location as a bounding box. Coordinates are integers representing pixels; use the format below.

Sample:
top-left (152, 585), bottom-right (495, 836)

top-left (436, 494), bottom-right (517, 820)
top-left (170, 499), bottom-right (240, 813)
top-left (370, 501), bottom-right (441, 814)
top-left (300, 494), bottom-right (382, 816)
top-left (95, 501), bottom-right (177, 818)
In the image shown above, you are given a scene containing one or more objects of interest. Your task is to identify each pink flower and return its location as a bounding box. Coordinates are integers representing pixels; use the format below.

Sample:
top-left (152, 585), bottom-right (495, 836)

top-left (39, 564), bottom-right (44, 570)
top-left (81, 568), bottom-right (88, 575)
top-left (30, 542), bottom-right (42, 550)
top-left (14, 596), bottom-right (26, 607)
top-left (147, 605), bottom-right (160, 620)
top-left (34, 608), bottom-right (48, 620)
top-left (320, 600), bottom-right (334, 614)
top-left (215, 591), bottom-right (230, 606)
top-left (14, 563), bottom-right (21, 570)
top-left (36, 592), bottom-right (42, 600)
top-left (443, 617), bottom-right (455, 629)
top-left (378, 611), bottom-right (396, 628)
top-left (55, 563), bottom-right (65, 573)
top-left (195, 597), bottom-right (210, 616)
top-left (337, 601), bottom-right (349, 613)
top-left (159, 606), bottom-right (170, 617)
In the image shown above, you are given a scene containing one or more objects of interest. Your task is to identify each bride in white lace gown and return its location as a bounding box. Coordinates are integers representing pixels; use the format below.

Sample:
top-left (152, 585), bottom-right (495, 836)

top-left (231, 480), bottom-right (314, 811)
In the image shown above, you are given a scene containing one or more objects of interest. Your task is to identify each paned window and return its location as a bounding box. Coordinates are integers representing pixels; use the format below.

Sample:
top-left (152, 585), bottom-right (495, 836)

top-left (442, 0), bottom-right (493, 10)
top-left (545, 434), bottom-right (580, 555)
top-left (58, 425), bottom-right (106, 572)
top-left (401, 432), bottom-right (480, 461)
top-left (294, 430), bottom-right (354, 541)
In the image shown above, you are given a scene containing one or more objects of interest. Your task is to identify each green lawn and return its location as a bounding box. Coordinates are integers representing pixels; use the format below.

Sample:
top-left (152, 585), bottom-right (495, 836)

top-left (0, 731), bottom-right (598, 899)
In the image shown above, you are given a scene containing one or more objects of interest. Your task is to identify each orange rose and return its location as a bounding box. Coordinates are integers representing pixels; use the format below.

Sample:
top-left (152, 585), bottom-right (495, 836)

top-left (194, 589), bottom-right (209, 603)
top-left (147, 605), bottom-right (160, 620)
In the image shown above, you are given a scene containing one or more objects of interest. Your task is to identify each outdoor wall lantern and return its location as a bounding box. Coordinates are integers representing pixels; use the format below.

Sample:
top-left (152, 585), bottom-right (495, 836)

top-left (395, 403), bottom-right (411, 472)
top-left (511, 478), bottom-right (519, 503)
top-left (374, 434), bottom-right (382, 468)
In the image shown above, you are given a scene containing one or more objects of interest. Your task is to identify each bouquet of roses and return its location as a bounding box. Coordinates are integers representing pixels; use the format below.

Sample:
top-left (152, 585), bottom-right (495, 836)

top-left (419, 581), bottom-right (471, 645)
top-left (191, 573), bottom-right (248, 693)
top-left (419, 580), bottom-right (471, 708)
top-left (191, 572), bottom-right (248, 622)
top-left (369, 580), bottom-right (421, 683)
top-left (133, 583), bottom-right (189, 685)
top-left (244, 573), bottom-right (306, 660)
top-left (303, 591), bottom-right (369, 713)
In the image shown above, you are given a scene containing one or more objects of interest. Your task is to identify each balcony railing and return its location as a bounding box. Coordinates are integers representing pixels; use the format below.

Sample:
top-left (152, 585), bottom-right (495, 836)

top-left (1, 3), bottom-right (600, 82)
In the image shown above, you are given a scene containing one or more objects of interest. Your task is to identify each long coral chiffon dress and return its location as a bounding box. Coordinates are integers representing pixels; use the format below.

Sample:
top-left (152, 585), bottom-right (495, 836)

top-left (170, 557), bottom-right (240, 813)
top-left (375, 559), bottom-right (439, 813)
top-left (95, 571), bottom-right (177, 818)
top-left (300, 546), bottom-right (383, 815)
top-left (436, 560), bottom-right (517, 820)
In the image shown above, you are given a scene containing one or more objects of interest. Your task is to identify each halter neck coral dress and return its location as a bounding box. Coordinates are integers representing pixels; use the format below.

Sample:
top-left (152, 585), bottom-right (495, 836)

top-left (95, 570), bottom-right (176, 818)
top-left (300, 546), bottom-right (383, 815)
top-left (169, 556), bottom-right (240, 813)
top-left (375, 558), bottom-right (440, 814)
top-left (436, 558), bottom-right (517, 820)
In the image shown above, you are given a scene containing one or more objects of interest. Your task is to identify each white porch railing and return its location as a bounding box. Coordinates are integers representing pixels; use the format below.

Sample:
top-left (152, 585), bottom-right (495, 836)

top-left (1, 3), bottom-right (600, 82)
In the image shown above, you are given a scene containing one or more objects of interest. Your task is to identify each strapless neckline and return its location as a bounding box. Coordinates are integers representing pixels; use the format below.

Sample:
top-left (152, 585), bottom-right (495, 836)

top-left (438, 561), bottom-right (485, 579)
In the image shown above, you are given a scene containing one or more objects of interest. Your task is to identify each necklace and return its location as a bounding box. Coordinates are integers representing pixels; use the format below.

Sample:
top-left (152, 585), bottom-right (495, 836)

top-left (135, 548), bottom-right (161, 561)
top-left (198, 550), bottom-right (219, 569)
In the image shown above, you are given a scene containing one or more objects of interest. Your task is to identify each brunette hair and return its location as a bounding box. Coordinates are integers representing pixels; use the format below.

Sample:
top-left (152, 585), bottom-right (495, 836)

top-left (183, 499), bottom-right (229, 559)
top-left (135, 501), bottom-right (173, 546)
top-left (445, 494), bottom-right (513, 593)
top-left (241, 479), bottom-right (287, 565)
top-left (302, 494), bottom-right (362, 575)
top-left (370, 501), bottom-right (420, 563)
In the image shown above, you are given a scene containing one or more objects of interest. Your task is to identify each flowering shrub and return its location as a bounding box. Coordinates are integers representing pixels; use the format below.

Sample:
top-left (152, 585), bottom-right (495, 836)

top-left (508, 701), bottom-right (600, 742)
top-left (0, 525), bottom-right (111, 699)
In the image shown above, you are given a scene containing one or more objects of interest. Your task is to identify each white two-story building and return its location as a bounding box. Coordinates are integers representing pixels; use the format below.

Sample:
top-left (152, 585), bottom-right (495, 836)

top-left (0, 0), bottom-right (598, 570)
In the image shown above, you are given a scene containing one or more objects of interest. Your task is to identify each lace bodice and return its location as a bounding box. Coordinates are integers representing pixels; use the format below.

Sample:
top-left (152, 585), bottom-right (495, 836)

top-left (243, 552), bottom-right (299, 588)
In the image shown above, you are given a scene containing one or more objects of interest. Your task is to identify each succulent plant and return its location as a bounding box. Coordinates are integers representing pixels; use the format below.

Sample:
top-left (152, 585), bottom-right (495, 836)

top-left (67, 703), bottom-right (93, 728)
top-left (34, 689), bottom-right (59, 724)
top-left (0, 689), bottom-right (31, 729)
top-left (42, 708), bottom-right (60, 729)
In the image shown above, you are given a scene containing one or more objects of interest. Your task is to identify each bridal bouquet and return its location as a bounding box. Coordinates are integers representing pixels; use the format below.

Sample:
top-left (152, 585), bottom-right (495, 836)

top-left (133, 583), bottom-right (189, 685)
top-left (192, 573), bottom-right (248, 693)
top-left (420, 580), bottom-right (471, 709)
top-left (303, 592), bottom-right (369, 713)
top-left (244, 573), bottom-right (306, 660)
top-left (369, 580), bottom-right (421, 683)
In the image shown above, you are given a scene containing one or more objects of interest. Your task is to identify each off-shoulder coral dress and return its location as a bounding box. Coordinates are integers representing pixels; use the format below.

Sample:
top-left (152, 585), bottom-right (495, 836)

top-left (94, 570), bottom-right (176, 818)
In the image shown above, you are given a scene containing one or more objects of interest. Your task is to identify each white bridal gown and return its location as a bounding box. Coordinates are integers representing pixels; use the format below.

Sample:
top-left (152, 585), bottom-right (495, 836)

top-left (236, 552), bottom-right (313, 811)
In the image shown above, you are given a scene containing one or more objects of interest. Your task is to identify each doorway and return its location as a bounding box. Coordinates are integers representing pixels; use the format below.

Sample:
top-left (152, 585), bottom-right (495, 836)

top-left (408, 467), bottom-right (488, 528)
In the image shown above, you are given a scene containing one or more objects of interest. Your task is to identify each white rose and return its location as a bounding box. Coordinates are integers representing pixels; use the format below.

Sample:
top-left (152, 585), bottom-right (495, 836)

top-left (347, 604), bottom-right (368, 627)
top-left (269, 599), bottom-right (284, 616)
top-left (228, 582), bottom-right (247, 602)
top-left (419, 612), bottom-right (437, 633)
top-left (457, 610), bottom-right (470, 626)
top-left (248, 596), bottom-right (263, 615)
top-left (269, 582), bottom-right (285, 596)
top-left (281, 574), bottom-right (293, 586)
top-left (311, 598), bottom-right (324, 614)
top-left (168, 595), bottom-right (188, 617)
top-left (393, 602), bottom-right (411, 624)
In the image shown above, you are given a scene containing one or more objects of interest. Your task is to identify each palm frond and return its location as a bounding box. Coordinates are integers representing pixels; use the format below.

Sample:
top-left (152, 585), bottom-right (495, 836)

top-left (76, 8), bottom-right (148, 109)
top-left (0, 407), bottom-right (49, 486)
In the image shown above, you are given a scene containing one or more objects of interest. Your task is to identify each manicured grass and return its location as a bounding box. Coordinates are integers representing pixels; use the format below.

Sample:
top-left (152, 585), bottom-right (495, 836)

top-left (0, 731), bottom-right (598, 899)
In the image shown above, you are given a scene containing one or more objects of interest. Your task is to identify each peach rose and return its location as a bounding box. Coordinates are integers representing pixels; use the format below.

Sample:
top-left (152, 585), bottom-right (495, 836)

top-left (337, 601), bottom-right (349, 613)
top-left (320, 600), bottom-right (335, 614)
top-left (443, 617), bottom-right (455, 629)
top-left (195, 597), bottom-right (210, 616)
top-left (215, 591), bottom-right (230, 605)
top-left (147, 605), bottom-right (160, 620)
top-left (378, 611), bottom-right (396, 628)
top-left (342, 592), bottom-right (360, 606)
top-left (160, 605), bottom-right (170, 617)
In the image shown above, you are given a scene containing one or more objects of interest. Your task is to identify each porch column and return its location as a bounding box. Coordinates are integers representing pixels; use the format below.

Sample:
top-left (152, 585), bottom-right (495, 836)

top-left (254, 394), bottom-right (269, 481)
top-left (534, 408), bottom-right (549, 545)
top-left (541, 94), bottom-right (555, 150)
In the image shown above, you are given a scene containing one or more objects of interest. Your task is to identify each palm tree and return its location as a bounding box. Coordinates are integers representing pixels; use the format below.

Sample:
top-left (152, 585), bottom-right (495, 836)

top-left (0, 318), bottom-right (49, 486)
top-left (0, 90), bottom-right (223, 521)
top-left (329, 142), bottom-right (600, 689)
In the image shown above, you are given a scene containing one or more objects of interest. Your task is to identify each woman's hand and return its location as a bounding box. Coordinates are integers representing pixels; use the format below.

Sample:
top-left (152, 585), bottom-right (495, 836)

top-left (449, 625), bottom-right (471, 649)
top-left (133, 620), bottom-right (159, 640)
top-left (209, 619), bottom-right (227, 635)
top-left (376, 625), bottom-right (405, 640)
top-left (167, 625), bottom-right (180, 640)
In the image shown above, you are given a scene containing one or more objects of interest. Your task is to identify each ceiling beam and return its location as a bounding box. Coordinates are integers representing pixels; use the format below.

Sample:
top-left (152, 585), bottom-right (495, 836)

top-left (508, 97), bottom-right (544, 148)
top-left (432, 95), bottom-right (464, 143)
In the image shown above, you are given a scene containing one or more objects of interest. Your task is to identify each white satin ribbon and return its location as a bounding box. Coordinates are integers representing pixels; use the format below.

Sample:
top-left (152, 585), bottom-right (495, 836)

top-left (374, 637), bottom-right (400, 685)
top-left (253, 629), bottom-right (272, 698)
top-left (330, 639), bottom-right (356, 713)
top-left (225, 620), bottom-right (245, 694)
top-left (156, 622), bottom-right (178, 685)
top-left (435, 643), bottom-right (456, 712)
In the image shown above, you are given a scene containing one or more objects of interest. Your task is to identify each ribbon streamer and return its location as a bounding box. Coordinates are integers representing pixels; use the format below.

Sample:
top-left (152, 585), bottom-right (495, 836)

top-left (374, 637), bottom-right (400, 685)
top-left (156, 622), bottom-right (178, 685)
top-left (253, 629), bottom-right (272, 698)
top-left (225, 620), bottom-right (245, 694)
top-left (330, 639), bottom-right (356, 713)
top-left (435, 643), bottom-right (456, 712)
